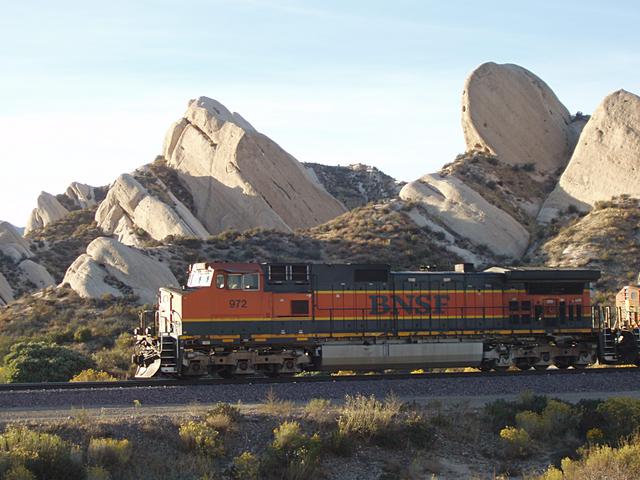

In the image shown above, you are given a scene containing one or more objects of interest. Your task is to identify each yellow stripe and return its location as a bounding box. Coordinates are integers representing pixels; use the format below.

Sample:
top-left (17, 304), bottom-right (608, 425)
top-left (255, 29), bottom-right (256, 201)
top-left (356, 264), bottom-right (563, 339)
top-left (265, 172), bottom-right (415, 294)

top-left (182, 314), bottom-right (509, 323)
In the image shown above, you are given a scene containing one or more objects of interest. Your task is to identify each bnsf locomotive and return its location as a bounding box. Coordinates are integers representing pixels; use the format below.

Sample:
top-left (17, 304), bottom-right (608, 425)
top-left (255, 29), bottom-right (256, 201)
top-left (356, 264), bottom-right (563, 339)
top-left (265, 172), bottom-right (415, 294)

top-left (132, 262), bottom-right (638, 378)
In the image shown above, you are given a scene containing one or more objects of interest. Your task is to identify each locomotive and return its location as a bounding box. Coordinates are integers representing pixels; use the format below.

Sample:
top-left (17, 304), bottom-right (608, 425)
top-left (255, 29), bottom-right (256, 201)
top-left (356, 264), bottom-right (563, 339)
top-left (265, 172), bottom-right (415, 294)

top-left (132, 261), bottom-right (638, 378)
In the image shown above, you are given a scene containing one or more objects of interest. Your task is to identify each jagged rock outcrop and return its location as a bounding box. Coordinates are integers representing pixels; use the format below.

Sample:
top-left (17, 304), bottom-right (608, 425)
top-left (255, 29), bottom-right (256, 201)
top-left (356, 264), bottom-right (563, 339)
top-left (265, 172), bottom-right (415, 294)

top-left (538, 90), bottom-right (640, 222)
top-left (400, 174), bottom-right (529, 258)
top-left (0, 272), bottom-right (14, 305)
top-left (0, 221), bottom-right (56, 299)
top-left (96, 173), bottom-right (209, 246)
top-left (62, 237), bottom-right (179, 304)
top-left (304, 163), bottom-right (402, 209)
top-left (19, 260), bottom-right (56, 289)
top-left (462, 62), bottom-right (577, 175)
top-left (24, 192), bottom-right (70, 234)
top-left (65, 182), bottom-right (98, 209)
top-left (0, 221), bottom-right (32, 261)
top-left (163, 97), bottom-right (346, 234)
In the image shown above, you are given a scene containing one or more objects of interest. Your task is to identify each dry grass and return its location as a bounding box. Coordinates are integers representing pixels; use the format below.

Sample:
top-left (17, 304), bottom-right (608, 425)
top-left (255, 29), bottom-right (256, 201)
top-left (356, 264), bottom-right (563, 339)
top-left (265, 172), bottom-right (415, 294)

top-left (261, 388), bottom-right (296, 417)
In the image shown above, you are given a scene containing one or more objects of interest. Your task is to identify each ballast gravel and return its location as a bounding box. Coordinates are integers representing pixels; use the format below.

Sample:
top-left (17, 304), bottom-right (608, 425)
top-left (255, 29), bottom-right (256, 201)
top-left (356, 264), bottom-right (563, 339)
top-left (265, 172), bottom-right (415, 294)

top-left (0, 370), bottom-right (638, 410)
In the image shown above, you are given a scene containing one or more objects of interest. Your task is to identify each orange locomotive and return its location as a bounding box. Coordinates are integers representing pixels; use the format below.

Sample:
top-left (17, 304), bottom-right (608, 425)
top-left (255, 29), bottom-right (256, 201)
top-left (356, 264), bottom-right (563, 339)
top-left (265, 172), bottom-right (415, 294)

top-left (132, 262), bottom-right (620, 378)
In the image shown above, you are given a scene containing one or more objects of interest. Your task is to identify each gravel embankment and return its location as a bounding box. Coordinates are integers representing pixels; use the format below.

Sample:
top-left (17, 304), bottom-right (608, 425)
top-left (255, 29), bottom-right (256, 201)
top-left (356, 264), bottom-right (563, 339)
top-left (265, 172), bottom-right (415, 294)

top-left (1, 369), bottom-right (639, 411)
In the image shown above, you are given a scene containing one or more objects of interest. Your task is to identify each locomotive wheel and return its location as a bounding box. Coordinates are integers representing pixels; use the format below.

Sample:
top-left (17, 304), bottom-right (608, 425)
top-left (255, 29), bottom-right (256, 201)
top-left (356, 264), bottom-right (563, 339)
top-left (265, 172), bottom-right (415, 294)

top-left (554, 358), bottom-right (570, 369)
top-left (533, 365), bottom-right (549, 371)
top-left (514, 360), bottom-right (533, 371)
top-left (479, 361), bottom-right (494, 372)
top-left (572, 363), bottom-right (587, 369)
top-left (493, 365), bottom-right (509, 372)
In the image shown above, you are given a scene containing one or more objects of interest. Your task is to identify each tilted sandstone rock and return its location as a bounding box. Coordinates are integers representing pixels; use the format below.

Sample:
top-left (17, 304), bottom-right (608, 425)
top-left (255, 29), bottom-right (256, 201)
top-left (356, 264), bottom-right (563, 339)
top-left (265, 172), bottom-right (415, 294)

top-left (0, 272), bottom-right (13, 306)
top-left (96, 173), bottom-right (209, 246)
top-left (399, 174), bottom-right (530, 258)
top-left (62, 237), bottom-right (179, 304)
top-left (0, 221), bottom-right (32, 261)
top-left (24, 192), bottom-right (69, 234)
top-left (18, 259), bottom-right (55, 289)
top-left (65, 182), bottom-right (98, 209)
top-left (462, 62), bottom-right (576, 175)
top-left (538, 90), bottom-right (640, 222)
top-left (163, 97), bottom-right (346, 234)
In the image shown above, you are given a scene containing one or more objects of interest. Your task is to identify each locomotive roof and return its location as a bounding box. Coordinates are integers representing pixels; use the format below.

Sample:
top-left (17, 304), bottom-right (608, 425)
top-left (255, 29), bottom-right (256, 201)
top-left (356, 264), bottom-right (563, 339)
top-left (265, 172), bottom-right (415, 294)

top-left (484, 267), bottom-right (601, 281)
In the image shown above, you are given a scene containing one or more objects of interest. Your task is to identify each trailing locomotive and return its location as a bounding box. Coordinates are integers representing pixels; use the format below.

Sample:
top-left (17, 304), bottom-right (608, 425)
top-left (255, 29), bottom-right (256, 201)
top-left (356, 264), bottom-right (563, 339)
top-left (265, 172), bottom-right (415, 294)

top-left (132, 262), bottom-right (635, 378)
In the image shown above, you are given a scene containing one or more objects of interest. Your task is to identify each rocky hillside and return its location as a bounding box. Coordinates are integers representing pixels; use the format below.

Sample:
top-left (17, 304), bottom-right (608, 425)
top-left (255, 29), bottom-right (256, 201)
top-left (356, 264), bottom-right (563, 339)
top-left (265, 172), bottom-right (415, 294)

top-left (2, 61), bottom-right (640, 316)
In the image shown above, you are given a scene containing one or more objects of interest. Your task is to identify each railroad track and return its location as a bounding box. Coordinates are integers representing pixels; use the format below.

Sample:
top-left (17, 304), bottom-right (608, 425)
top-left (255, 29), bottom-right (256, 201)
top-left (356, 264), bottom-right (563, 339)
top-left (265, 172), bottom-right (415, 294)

top-left (0, 366), bottom-right (634, 392)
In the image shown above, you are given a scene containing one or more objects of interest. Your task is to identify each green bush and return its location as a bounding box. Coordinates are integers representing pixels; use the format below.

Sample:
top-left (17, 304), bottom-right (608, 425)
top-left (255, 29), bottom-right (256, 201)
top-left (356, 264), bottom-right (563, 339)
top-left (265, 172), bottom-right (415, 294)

top-left (178, 421), bottom-right (224, 457)
top-left (596, 397), bottom-right (640, 444)
top-left (73, 327), bottom-right (92, 343)
top-left (515, 400), bottom-right (578, 440)
top-left (261, 421), bottom-right (322, 480)
top-left (87, 438), bottom-right (132, 468)
top-left (405, 412), bottom-right (436, 449)
top-left (86, 466), bottom-right (111, 480)
top-left (499, 426), bottom-right (532, 459)
top-left (232, 451), bottom-right (259, 480)
top-left (484, 392), bottom-right (548, 432)
top-left (3, 342), bottom-right (94, 383)
top-left (0, 426), bottom-right (84, 480)
top-left (4, 465), bottom-right (37, 480)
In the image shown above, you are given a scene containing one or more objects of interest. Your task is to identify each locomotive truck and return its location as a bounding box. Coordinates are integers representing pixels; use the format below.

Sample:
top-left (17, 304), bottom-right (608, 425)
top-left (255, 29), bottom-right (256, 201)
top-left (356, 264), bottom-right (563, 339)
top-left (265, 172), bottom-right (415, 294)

top-left (132, 261), bottom-right (637, 378)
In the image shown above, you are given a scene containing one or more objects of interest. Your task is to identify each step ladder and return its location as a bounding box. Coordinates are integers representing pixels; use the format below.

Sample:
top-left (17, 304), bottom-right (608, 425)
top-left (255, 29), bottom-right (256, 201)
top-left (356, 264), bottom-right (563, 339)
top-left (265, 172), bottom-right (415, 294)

top-left (160, 335), bottom-right (179, 374)
top-left (599, 328), bottom-right (617, 363)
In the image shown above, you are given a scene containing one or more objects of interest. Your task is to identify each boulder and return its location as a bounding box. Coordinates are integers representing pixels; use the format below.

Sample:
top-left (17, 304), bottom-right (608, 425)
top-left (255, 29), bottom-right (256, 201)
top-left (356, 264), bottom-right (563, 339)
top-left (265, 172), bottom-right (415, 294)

top-left (462, 62), bottom-right (576, 174)
top-left (163, 97), bottom-right (346, 234)
top-left (399, 174), bottom-right (529, 258)
top-left (62, 237), bottom-right (179, 304)
top-left (65, 182), bottom-right (98, 209)
top-left (95, 173), bottom-right (209, 246)
top-left (539, 90), bottom-right (640, 221)
top-left (19, 259), bottom-right (55, 289)
top-left (0, 272), bottom-right (13, 306)
top-left (0, 221), bottom-right (32, 261)
top-left (24, 192), bottom-right (69, 234)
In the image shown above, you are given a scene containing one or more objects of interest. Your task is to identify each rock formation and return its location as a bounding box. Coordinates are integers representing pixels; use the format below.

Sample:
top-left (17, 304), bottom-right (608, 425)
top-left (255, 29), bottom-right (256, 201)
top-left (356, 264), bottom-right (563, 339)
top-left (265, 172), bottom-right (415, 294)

top-left (65, 182), bottom-right (99, 209)
top-left (95, 173), bottom-right (209, 246)
top-left (304, 163), bottom-right (402, 209)
top-left (162, 97), bottom-right (346, 234)
top-left (538, 90), bottom-right (640, 222)
top-left (400, 174), bottom-right (530, 259)
top-left (62, 237), bottom-right (179, 304)
top-left (24, 192), bottom-right (69, 234)
top-left (0, 272), bottom-right (14, 306)
top-left (0, 221), bottom-right (32, 261)
top-left (462, 62), bottom-right (577, 175)
top-left (0, 221), bottom-right (56, 298)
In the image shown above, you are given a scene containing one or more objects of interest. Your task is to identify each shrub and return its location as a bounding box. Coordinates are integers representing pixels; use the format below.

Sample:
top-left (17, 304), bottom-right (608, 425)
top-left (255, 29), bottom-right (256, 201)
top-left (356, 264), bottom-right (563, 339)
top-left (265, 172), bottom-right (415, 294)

top-left (73, 327), bottom-right (92, 343)
top-left (337, 394), bottom-right (402, 445)
top-left (4, 465), bottom-right (36, 480)
top-left (515, 400), bottom-right (578, 440)
top-left (304, 398), bottom-right (333, 424)
top-left (484, 392), bottom-right (547, 432)
top-left (324, 429), bottom-right (354, 457)
top-left (87, 437), bottom-right (132, 468)
top-left (586, 428), bottom-right (605, 445)
top-left (405, 412), bottom-right (436, 449)
top-left (70, 369), bottom-right (117, 382)
top-left (232, 451), bottom-right (259, 480)
top-left (499, 426), bottom-right (532, 459)
top-left (86, 466), bottom-right (111, 480)
top-left (3, 342), bottom-right (94, 383)
top-left (262, 421), bottom-right (322, 480)
top-left (0, 426), bottom-right (84, 480)
top-left (178, 421), bottom-right (224, 457)
top-left (596, 397), bottom-right (640, 444)
top-left (206, 402), bottom-right (242, 421)
top-left (262, 388), bottom-right (295, 417)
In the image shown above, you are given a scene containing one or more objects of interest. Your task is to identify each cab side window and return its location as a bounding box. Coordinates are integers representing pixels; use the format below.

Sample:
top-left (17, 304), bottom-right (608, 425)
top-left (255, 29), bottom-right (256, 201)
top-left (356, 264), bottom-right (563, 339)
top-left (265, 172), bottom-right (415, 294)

top-left (228, 274), bottom-right (242, 290)
top-left (243, 273), bottom-right (259, 290)
top-left (216, 274), bottom-right (225, 289)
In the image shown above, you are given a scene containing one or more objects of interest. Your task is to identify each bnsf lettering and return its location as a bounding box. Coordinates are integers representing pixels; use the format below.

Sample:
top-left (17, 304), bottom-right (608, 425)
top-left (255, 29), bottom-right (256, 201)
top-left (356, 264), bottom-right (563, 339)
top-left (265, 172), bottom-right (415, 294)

top-left (368, 294), bottom-right (449, 315)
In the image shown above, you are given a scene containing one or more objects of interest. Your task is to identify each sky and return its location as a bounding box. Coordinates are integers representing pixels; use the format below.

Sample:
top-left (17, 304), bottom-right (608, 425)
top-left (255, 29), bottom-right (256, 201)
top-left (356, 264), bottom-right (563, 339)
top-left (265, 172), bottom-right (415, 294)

top-left (1, 1), bottom-right (639, 226)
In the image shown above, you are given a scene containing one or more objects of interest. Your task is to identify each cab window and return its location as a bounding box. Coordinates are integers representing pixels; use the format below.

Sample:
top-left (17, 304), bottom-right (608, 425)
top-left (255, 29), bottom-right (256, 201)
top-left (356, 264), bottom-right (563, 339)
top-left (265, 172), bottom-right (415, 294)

top-left (228, 274), bottom-right (242, 290)
top-left (216, 274), bottom-right (225, 289)
top-left (243, 273), bottom-right (259, 290)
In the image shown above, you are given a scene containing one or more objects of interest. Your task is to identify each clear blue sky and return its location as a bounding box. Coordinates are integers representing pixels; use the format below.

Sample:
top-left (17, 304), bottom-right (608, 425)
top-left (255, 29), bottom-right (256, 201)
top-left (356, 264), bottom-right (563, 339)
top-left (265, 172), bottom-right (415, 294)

top-left (1, 0), bottom-right (638, 226)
